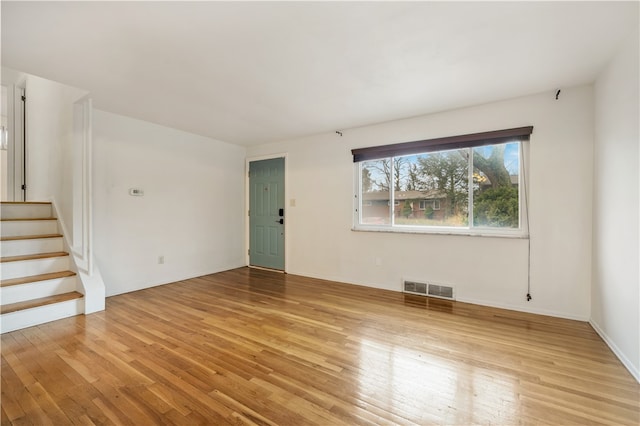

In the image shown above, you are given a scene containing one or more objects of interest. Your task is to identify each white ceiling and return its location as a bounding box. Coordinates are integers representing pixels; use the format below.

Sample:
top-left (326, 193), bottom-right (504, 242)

top-left (1, 1), bottom-right (638, 146)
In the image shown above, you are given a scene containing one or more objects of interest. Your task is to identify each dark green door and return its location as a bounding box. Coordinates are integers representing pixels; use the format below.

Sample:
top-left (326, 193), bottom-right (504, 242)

top-left (249, 158), bottom-right (285, 270)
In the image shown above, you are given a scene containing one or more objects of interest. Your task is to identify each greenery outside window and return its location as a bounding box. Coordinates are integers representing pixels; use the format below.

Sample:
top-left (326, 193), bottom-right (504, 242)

top-left (352, 127), bottom-right (532, 237)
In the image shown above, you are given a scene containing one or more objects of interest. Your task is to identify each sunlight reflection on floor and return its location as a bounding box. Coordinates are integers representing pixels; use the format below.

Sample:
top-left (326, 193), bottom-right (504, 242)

top-left (356, 338), bottom-right (519, 424)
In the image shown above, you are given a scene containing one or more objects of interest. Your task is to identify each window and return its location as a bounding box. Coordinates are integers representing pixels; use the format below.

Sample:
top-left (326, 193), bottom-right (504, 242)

top-left (418, 200), bottom-right (440, 211)
top-left (352, 127), bottom-right (532, 236)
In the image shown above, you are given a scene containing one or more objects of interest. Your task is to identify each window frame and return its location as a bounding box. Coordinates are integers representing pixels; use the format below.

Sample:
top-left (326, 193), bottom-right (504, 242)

top-left (353, 140), bottom-right (529, 238)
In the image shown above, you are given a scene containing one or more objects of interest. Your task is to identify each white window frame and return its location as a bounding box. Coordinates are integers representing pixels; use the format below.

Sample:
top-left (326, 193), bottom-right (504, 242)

top-left (353, 142), bottom-right (528, 238)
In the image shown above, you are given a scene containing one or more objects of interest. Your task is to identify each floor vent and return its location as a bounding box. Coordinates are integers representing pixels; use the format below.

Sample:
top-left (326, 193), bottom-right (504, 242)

top-left (403, 279), bottom-right (455, 300)
top-left (403, 280), bottom-right (428, 295)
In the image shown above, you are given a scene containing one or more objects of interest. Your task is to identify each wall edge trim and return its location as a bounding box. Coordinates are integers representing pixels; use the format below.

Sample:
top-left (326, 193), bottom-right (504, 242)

top-left (589, 319), bottom-right (640, 383)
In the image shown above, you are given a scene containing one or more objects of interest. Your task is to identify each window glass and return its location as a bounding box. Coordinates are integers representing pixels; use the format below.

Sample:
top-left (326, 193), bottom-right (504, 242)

top-left (360, 160), bottom-right (391, 225)
top-left (393, 150), bottom-right (469, 227)
top-left (472, 143), bottom-right (519, 228)
top-left (356, 142), bottom-right (523, 235)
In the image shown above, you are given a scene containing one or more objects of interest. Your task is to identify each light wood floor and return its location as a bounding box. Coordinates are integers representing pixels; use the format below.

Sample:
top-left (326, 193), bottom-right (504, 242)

top-left (2, 267), bottom-right (638, 425)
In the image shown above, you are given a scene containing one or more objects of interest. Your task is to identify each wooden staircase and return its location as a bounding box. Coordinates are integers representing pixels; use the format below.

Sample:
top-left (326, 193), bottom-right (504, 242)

top-left (1, 202), bottom-right (84, 333)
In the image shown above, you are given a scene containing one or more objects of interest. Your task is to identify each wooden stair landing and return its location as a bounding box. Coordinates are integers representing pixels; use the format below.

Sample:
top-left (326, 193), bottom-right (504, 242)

top-left (1, 291), bottom-right (83, 315)
top-left (1, 271), bottom-right (77, 288)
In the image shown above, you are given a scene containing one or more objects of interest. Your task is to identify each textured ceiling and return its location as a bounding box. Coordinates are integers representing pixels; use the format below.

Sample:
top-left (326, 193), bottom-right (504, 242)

top-left (2, 1), bottom-right (637, 146)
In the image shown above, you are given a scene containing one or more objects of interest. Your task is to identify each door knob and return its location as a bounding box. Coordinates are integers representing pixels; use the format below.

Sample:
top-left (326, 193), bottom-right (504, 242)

top-left (276, 218), bottom-right (284, 224)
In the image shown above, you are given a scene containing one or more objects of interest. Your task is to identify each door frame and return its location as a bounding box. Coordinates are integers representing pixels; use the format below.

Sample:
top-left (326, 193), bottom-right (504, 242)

top-left (245, 153), bottom-right (288, 272)
top-left (2, 83), bottom-right (26, 201)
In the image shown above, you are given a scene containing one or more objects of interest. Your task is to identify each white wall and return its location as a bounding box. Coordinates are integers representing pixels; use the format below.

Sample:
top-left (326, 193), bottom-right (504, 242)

top-left (92, 110), bottom-right (246, 296)
top-left (25, 74), bottom-right (87, 237)
top-left (592, 29), bottom-right (639, 381)
top-left (248, 86), bottom-right (594, 320)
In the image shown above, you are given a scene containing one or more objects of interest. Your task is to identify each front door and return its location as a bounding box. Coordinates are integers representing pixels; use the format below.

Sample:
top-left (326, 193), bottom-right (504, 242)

top-left (249, 157), bottom-right (285, 270)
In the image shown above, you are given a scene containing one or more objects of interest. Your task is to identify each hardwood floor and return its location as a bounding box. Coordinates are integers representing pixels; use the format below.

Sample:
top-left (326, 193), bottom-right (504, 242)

top-left (1, 267), bottom-right (638, 425)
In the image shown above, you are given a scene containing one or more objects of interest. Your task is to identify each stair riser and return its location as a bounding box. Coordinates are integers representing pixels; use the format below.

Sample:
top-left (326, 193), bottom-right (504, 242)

top-left (1, 204), bottom-right (52, 220)
top-left (1, 298), bottom-right (84, 334)
top-left (0, 238), bottom-right (64, 257)
top-left (1, 221), bottom-right (58, 237)
top-left (1, 277), bottom-right (77, 305)
top-left (0, 256), bottom-right (70, 280)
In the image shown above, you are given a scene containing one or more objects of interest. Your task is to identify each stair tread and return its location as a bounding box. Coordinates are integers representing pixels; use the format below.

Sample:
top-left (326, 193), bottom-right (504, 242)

top-left (0, 233), bottom-right (63, 242)
top-left (0, 201), bottom-right (52, 205)
top-left (1, 271), bottom-right (77, 287)
top-left (0, 217), bottom-right (56, 221)
top-left (1, 291), bottom-right (83, 315)
top-left (0, 251), bottom-right (69, 263)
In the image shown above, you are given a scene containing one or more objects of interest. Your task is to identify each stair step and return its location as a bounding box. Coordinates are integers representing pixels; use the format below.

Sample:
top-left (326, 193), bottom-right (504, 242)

top-left (1, 235), bottom-right (64, 257)
top-left (0, 252), bottom-right (70, 280)
top-left (0, 217), bottom-right (56, 221)
top-left (0, 201), bottom-right (52, 204)
top-left (1, 233), bottom-right (63, 242)
top-left (1, 272), bottom-right (78, 305)
top-left (1, 204), bottom-right (54, 220)
top-left (0, 251), bottom-right (69, 263)
top-left (1, 271), bottom-right (76, 288)
top-left (0, 202), bottom-right (85, 333)
top-left (1, 291), bottom-right (83, 315)
top-left (1, 202), bottom-right (54, 220)
top-left (0, 219), bottom-right (58, 237)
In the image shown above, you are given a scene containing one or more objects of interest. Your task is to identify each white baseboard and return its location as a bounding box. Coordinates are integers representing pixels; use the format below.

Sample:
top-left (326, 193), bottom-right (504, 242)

top-left (105, 262), bottom-right (246, 297)
top-left (283, 269), bottom-right (591, 321)
top-left (240, 266), bottom-right (640, 384)
top-left (589, 319), bottom-right (640, 383)
top-left (456, 296), bottom-right (589, 322)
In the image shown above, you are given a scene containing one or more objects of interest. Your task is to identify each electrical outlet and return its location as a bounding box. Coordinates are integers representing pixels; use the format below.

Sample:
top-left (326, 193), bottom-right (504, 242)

top-left (158, 255), bottom-right (164, 264)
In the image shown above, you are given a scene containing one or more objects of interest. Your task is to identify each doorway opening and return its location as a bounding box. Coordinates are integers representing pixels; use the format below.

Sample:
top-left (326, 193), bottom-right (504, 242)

top-left (1, 84), bottom-right (26, 202)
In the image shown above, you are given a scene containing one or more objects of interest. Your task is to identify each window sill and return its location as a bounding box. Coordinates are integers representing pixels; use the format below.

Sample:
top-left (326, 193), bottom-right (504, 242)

top-left (351, 225), bottom-right (529, 239)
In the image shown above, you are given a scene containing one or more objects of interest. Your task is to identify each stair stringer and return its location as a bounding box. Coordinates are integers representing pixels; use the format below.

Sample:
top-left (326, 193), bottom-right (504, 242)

top-left (49, 198), bottom-right (105, 314)
top-left (78, 264), bottom-right (106, 314)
